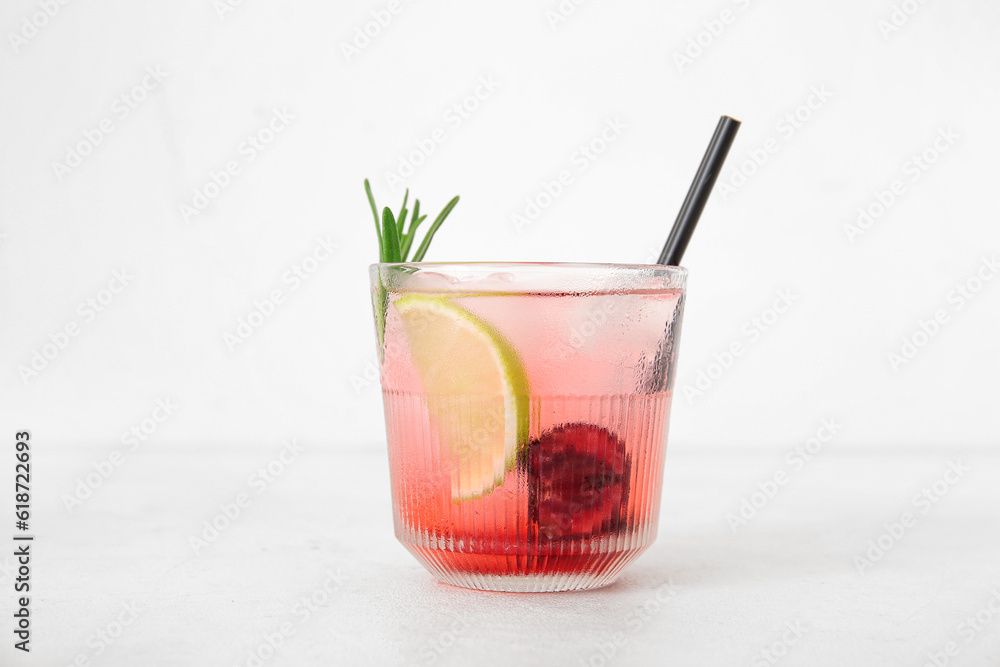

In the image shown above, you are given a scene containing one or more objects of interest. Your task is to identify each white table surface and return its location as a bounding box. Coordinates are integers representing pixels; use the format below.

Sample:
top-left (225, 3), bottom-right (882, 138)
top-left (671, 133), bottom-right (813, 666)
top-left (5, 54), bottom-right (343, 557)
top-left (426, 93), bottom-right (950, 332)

top-left (5, 443), bottom-right (999, 666)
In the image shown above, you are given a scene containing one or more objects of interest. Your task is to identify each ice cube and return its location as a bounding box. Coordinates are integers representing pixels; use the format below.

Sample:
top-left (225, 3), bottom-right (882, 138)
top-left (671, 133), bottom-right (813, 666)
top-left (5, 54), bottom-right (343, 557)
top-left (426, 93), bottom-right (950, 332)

top-left (405, 270), bottom-right (460, 292)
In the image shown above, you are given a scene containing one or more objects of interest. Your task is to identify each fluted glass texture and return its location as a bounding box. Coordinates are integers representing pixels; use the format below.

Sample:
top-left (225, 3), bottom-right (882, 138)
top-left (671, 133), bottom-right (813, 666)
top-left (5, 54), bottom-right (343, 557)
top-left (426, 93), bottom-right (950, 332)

top-left (371, 263), bottom-right (686, 592)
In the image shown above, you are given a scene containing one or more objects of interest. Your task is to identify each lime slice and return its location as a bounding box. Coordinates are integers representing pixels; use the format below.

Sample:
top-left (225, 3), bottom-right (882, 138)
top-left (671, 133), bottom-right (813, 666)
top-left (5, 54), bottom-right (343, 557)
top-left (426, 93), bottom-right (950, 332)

top-left (394, 294), bottom-right (530, 500)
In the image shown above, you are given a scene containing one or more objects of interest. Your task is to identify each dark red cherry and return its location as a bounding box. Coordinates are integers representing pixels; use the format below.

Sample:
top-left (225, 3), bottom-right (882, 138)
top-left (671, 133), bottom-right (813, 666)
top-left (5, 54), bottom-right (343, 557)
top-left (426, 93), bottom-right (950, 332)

top-left (525, 423), bottom-right (631, 542)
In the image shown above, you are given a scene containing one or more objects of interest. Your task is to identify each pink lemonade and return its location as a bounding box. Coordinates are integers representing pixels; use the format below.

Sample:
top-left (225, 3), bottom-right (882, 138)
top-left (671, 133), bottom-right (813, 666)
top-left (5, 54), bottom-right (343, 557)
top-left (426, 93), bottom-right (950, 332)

top-left (373, 264), bottom-right (686, 592)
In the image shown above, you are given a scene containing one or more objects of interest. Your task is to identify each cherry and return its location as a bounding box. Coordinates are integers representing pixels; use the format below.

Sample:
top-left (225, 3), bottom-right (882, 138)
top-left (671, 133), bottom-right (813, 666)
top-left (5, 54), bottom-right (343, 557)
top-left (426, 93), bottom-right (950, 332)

top-left (525, 423), bottom-right (631, 542)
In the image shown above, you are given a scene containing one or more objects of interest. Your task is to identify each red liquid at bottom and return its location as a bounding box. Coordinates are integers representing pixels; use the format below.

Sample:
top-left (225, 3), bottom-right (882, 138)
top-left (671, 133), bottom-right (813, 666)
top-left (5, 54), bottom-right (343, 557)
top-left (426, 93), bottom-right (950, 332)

top-left (386, 394), bottom-right (671, 592)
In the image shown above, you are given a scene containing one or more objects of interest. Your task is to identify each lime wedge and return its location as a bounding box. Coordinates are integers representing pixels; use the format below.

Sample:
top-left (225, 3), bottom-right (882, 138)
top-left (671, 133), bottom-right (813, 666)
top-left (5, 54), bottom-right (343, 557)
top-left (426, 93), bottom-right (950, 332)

top-left (394, 294), bottom-right (530, 500)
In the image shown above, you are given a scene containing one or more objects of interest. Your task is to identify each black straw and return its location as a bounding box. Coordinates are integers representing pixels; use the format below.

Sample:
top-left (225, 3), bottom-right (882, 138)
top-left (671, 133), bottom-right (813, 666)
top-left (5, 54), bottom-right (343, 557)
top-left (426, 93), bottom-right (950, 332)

top-left (657, 115), bottom-right (741, 266)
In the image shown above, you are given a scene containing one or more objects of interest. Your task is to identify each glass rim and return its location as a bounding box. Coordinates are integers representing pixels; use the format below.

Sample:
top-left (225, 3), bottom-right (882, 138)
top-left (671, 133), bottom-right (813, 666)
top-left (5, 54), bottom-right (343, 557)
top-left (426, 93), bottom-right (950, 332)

top-left (369, 261), bottom-right (687, 276)
top-left (369, 262), bottom-right (686, 294)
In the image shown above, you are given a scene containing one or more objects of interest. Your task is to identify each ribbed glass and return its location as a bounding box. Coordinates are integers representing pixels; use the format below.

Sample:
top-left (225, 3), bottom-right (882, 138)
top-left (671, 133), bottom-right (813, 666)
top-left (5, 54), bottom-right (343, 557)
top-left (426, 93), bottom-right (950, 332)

top-left (371, 262), bottom-right (686, 592)
top-left (385, 392), bottom-right (672, 591)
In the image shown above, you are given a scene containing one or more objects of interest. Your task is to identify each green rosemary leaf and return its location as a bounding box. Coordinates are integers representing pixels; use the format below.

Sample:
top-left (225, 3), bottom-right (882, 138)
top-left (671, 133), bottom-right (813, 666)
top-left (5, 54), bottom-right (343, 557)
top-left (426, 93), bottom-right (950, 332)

top-left (400, 202), bottom-right (424, 261)
top-left (397, 208), bottom-right (408, 247)
top-left (410, 199), bottom-right (421, 234)
top-left (411, 196), bottom-right (459, 262)
top-left (382, 207), bottom-right (401, 263)
top-left (373, 279), bottom-right (388, 360)
top-left (365, 179), bottom-right (382, 251)
top-left (396, 189), bottom-right (409, 238)
top-left (400, 236), bottom-right (410, 263)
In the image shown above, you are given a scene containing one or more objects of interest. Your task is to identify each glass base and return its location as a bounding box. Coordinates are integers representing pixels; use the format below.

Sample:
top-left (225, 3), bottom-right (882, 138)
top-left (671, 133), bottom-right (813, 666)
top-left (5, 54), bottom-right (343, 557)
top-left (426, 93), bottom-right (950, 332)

top-left (404, 543), bottom-right (647, 592)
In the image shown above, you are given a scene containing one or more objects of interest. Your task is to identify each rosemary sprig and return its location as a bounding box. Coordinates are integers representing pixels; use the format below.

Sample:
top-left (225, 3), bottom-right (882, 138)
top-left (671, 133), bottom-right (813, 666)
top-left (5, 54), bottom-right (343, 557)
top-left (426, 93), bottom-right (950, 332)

top-left (364, 179), bottom-right (382, 258)
top-left (400, 198), bottom-right (422, 259)
top-left (365, 179), bottom-right (459, 263)
top-left (411, 195), bottom-right (459, 262)
top-left (366, 179), bottom-right (460, 357)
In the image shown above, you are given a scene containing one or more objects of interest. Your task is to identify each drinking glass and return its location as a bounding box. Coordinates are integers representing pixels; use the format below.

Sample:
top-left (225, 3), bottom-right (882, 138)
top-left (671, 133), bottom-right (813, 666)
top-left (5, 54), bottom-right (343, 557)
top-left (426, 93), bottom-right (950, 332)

top-left (370, 262), bottom-right (686, 592)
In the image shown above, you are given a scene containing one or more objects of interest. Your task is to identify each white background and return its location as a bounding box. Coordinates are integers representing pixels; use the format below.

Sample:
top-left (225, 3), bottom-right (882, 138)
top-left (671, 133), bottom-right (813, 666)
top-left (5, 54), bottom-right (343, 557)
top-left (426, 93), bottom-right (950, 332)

top-left (2, 0), bottom-right (999, 451)
top-left (2, 3), bottom-right (1000, 667)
